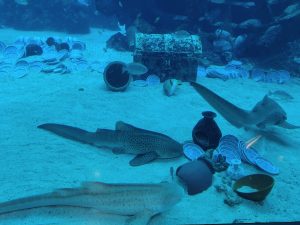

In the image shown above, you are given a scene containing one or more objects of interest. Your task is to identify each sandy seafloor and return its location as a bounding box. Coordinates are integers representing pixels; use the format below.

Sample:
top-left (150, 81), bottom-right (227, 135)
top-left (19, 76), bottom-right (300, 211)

top-left (0, 28), bottom-right (300, 225)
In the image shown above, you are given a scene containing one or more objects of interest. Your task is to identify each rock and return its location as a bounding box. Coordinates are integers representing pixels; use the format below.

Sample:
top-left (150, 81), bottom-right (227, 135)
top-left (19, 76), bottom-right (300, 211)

top-left (258, 25), bottom-right (282, 47)
top-left (106, 32), bottom-right (129, 51)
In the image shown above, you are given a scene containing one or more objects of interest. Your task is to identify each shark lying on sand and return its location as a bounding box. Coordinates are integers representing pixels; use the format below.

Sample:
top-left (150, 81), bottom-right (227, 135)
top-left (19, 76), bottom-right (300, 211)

top-left (38, 121), bottom-right (183, 166)
top-left (190, 82), bottom-right (300, 130)
top-left (0, 180), bottom-right (183, 225)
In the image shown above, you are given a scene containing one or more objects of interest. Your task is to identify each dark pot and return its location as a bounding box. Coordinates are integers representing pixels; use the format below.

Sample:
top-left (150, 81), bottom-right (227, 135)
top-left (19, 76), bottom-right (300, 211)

top-left (192, 111), bottom-right (222, 151)
top-left (103, 61), bottom-right (132, 91)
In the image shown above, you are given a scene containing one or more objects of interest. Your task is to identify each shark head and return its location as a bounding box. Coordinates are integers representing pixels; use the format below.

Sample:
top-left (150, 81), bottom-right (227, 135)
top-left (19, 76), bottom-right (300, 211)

top-left (251, 95), bottom-right (288, 128)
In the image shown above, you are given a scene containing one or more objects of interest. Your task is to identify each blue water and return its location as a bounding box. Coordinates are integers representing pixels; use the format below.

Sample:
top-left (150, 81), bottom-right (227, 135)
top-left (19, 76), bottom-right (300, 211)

top-left (1, 1), bottom-right (300, 225)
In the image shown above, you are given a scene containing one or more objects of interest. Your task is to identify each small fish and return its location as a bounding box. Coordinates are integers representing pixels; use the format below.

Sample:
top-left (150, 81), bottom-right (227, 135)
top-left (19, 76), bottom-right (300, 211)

top-left (123, 62), bottom-right (148, 76)
top-left (14, 0), bottom-right (28, 5)
top-left (118, 1), bottom-right (123, 8)
top-left (173, 15), bottom-right (188, 21)
top-left (154, 17), bottom-right (160, 23)
top-left (209, 0), bottom-right (255, 8)
top-left (268, 90), bottom-right (294, 100)
top-left (163, 79), bottom-right (181, 96)
top-left (76, 0), bottom-right (90, 7)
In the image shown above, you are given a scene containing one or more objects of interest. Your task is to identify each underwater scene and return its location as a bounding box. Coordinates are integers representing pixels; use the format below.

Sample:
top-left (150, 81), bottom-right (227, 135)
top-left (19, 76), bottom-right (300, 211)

top-left (0, 0), bottom-right (300, 224)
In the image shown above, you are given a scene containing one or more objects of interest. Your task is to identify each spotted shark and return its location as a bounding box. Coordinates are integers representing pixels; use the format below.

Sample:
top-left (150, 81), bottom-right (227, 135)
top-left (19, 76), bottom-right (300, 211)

top-left (0, 180), bottom-right (183, 225)
top-left (38, 121), bottom-right (183, 166)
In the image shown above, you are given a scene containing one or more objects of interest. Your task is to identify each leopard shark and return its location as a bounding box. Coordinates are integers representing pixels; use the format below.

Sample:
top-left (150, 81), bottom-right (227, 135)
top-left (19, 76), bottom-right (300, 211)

top-left (38, 121), bottom-right (183, 166)
top-left (0, 180), bottom-right (183, 225)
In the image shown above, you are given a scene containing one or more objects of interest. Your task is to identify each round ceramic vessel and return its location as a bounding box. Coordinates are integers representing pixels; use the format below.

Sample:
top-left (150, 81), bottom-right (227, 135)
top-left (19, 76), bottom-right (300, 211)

top-left (103, 61), bottom-right (132, 91)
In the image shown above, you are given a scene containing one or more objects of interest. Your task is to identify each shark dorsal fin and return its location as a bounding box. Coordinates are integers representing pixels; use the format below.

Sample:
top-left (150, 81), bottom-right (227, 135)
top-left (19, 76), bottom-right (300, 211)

top-left (115, 121), bottom-right (174, 139)
top-left (115, 121), bottom-right (138, 131)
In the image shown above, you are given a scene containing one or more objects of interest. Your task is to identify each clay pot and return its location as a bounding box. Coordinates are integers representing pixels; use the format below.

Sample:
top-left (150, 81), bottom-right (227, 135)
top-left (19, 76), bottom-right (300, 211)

top-left (103, 61), bottom-right (132, 91)
top-left (192, 111), bottom-right (222, 151)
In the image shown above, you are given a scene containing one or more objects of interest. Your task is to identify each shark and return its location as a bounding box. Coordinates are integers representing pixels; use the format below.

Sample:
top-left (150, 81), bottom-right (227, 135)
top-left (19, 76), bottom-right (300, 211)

top-left (190, 81), bottom-right (300, 130)
top-left (38, 121), bottom-right (183, 166)
top-left (190, 82), bottom-right (300, 146)
top-left (0, 180), bottom-right (183, 225)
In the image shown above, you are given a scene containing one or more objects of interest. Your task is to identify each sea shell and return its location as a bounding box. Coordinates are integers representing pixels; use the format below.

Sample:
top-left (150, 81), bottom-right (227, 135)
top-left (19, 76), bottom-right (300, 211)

top-left (163, 79), bottom-right (180, 96)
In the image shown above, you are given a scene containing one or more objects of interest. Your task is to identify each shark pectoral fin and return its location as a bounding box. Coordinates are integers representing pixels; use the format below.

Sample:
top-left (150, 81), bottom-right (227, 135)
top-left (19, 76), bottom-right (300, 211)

top-left (112, 147), bottom-right (126, 154)
top-left (256, 122), bottom-right (266, 129)
top-left (129, 152), bottom-right (159, 166)
top-left (125, 210), bottom-right (155, 225)
top-left (278, 121), bottom-right (300, 129)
